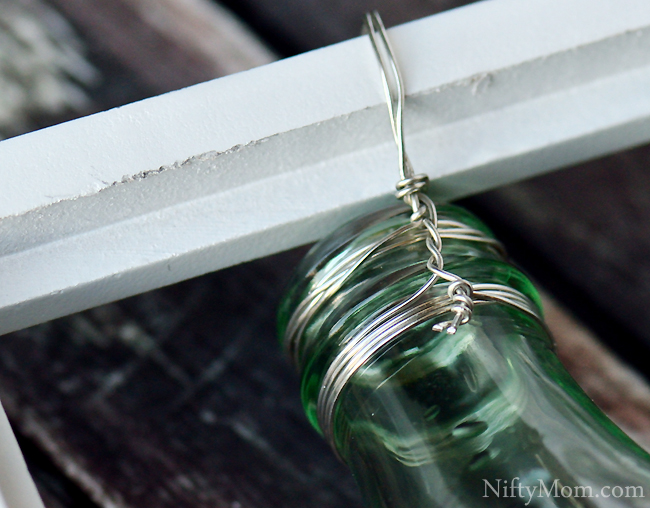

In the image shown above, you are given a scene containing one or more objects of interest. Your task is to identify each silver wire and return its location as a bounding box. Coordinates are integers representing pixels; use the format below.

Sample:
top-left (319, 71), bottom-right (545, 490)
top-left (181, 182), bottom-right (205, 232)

top-left (283, 12), bottom-right (545, 456)
top-left (281, 202), bottom-right (543, 455)
top-left (365, 11), bottom-right (476, 334)
top-left (283, 204), bottom-right (508, 368)
top-left (364, 11), bottom-right (412, 182)
top-left (317, 282), bottom-right (541, 457)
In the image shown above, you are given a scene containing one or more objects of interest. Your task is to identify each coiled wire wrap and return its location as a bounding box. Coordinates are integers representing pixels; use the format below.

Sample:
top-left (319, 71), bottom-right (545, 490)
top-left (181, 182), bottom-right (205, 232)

top-left (282, 203), bottom-right (543, 455)
top-left (283, 13), bottom-right (544, 455)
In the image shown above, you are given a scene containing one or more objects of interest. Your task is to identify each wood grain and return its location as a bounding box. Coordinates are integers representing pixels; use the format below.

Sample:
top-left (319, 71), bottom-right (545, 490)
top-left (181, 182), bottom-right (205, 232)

top-left (545, 295), bottom-right (650, 451)
top-left (218, 0), bottom-right (475, 54)
top-left (467, 144), bottom-right (650, 363)
top-left (46, 0), bottom-right (275, 94)
top-left (2, 249), bottom-right (362, 508)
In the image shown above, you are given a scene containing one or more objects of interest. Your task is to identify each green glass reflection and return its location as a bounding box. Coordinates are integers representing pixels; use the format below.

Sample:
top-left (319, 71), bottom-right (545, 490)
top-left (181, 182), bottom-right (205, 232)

top-left (279, 203), bottom-right (650, 507)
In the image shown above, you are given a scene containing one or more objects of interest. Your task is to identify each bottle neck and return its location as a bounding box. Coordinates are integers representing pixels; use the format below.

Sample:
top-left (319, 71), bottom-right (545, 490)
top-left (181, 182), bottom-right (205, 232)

top-left (279, 203), bottom-right (650, 508)
top-left (333, 305), bottom-right (650, 508)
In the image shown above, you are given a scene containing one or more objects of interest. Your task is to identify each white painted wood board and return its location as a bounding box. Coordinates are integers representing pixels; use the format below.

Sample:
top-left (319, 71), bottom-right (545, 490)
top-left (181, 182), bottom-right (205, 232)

top-left (1, 0), bottom-right (650, 339)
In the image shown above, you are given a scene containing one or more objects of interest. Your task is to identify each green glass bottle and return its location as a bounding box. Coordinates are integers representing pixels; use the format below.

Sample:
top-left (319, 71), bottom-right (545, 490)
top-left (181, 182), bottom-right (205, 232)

top-left (278, 202), bottom-right (650, 508)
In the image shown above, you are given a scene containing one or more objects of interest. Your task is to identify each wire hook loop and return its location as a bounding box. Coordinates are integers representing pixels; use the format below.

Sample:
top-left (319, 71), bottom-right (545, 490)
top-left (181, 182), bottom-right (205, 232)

top-left (363, 11), bottom-right (411, 182)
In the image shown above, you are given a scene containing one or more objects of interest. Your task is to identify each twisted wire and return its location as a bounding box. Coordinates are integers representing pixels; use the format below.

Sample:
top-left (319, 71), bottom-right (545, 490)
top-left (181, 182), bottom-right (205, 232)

top-left (284, 13), bottom-right (546, 453)
top-left (397, 172), bottom-right (475, 334)
top-left (367, 11), bottom-right (475, 335)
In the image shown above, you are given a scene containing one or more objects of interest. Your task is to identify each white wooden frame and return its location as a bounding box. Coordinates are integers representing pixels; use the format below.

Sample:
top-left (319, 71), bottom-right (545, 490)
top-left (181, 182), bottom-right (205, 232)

top-left (2, 0), bottom-right (650, 505)
top-left (2, 0), bottom-right (650, 336)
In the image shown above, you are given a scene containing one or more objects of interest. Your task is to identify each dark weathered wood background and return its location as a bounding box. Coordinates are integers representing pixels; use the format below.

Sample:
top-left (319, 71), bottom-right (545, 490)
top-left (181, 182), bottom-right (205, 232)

top-left (3, 1), bottom-right (650, 507)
